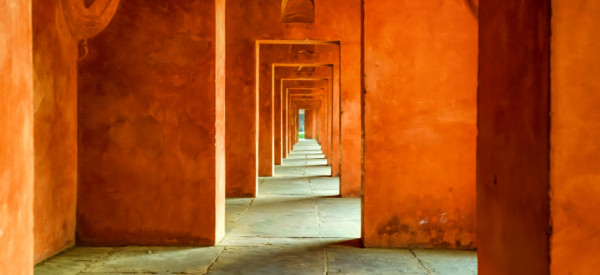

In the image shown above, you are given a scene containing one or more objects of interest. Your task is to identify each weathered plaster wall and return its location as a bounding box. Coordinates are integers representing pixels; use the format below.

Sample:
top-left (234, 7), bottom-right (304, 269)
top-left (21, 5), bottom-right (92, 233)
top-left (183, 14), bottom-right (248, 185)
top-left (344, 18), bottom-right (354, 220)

top-left (478, 0), bottom-right (551, 274)
top-left (305, 109), bottom-right (314, 138)
top-left (226, 0), bottom-right (361, 198)
top-left (0, 0), bottom-right (34, 273)
top-left (363, 0), bottom-right (478, 248)
top-left (551, 0), bottom-right (600, 273)
top-left (32, 0), bottom-right (78, 263)
top-left (77, 0), bottom-right (224, 245)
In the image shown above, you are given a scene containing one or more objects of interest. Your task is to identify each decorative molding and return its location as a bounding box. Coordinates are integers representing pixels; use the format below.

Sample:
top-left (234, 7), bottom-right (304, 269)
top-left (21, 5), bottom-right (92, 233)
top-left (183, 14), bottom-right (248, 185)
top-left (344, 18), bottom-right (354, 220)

top-left (59, 0), bottom-right (120, 40)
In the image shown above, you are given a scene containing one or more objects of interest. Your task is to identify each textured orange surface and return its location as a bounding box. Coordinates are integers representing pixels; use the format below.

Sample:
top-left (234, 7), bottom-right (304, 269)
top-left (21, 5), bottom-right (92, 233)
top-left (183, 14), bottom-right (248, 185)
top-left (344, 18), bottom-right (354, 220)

top-left (551, 0), bottom-right (600, 273)
top-left (363, 0), bottom-right (477, 248)
top-left (32, 0), bottom-right (78, 263)
top-left (77, 0), bottom-right (224, 245)
top-left (0, 0), bottom-right (34, 273)
top-left (226, 0), bottom-right (361, 198)
top-left (478, 1), bottom-right (551, 274)
top-left (305, 109), bottom-right (315, 139)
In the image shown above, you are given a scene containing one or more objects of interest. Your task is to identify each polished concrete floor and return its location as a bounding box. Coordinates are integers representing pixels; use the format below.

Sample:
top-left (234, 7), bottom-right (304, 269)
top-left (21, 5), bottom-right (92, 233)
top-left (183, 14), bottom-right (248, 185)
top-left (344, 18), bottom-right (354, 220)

top-left (35, 139), bottom-right (476, 274)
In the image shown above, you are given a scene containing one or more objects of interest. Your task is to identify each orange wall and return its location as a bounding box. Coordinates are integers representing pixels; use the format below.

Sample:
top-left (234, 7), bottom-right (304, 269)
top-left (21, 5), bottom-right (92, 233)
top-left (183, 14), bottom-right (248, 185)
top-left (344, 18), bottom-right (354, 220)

top-left (0, 0), bottom-right (34, 273)
top-left (478, 1), bottom-right (551, 274)
top-left (305, 109), bottom-right (314, 138)
top-left (77, 0), bottom-right (224, 245)
top-left (363, 0), bottom-right (478, 248)
top-left (32, 0), bottom-right (78, 263)
top-left (226, 0), bottom-right (361, 198)
top-left (551, 0), bottom-right (600, 273)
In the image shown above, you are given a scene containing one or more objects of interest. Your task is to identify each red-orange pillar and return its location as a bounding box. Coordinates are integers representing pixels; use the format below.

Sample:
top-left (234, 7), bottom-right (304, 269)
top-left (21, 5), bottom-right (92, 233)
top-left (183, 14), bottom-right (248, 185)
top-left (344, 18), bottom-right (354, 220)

top-left (479, 1), bottom-right (600, 274)
top-left (0, 0), bottom-right (34, 273)
top-left (305, 110), bottom-right (314, 139)
top-left (478, 1), bottom-right (550, 274)
top-left (363, 0), bottom-right (477, 248)
top-left (77, 0), bottom-right (225, 246)
top-left (32, 0), bottom-right (120, 263)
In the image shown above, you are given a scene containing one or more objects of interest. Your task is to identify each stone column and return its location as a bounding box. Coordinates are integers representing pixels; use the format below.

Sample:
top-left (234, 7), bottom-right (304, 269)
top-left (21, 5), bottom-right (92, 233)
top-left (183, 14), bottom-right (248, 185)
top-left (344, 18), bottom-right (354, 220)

top-left (0, 0), bottom-right (34, 273)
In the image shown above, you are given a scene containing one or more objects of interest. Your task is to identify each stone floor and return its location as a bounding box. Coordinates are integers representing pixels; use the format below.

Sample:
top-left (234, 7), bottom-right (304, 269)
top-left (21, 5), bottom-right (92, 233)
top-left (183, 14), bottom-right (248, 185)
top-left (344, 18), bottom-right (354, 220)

top-left (35, 139), bottom-right (477, 274)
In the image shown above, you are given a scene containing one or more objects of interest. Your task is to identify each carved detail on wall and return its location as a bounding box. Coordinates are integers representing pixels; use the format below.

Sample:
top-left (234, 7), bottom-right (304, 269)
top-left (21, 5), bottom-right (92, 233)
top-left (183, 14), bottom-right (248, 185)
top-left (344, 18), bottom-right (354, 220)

top-left (296, 66), bottom-right (316, 76)
top-left (59, 0), bottom-right (120, 40)
top-left (290, 44), bottom-right (315, 55)
top-left (282, 0), bottom-right (315, 23)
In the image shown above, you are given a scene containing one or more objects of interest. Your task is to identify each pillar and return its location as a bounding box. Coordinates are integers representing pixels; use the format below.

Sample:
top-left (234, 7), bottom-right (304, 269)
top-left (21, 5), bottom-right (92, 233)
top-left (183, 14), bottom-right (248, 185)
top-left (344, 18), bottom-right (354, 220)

top-left (479, 0), bottom-right (600, 273)
top-left (477, 1), bottom-right (550, 273)
top-left (77, 0), bottom-right (225, 246)
top-left (32, 0), bottom-right (120, 263)
top-left (363, 0), bottom-right (478, 248)
top-left (0, 0), bottom-right (34, 273)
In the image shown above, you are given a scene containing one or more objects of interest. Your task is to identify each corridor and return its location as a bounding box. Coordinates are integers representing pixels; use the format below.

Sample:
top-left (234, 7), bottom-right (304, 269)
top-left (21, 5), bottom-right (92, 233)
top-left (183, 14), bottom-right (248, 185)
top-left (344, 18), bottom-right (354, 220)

top-left (34, 140), bottom-right (476, 274)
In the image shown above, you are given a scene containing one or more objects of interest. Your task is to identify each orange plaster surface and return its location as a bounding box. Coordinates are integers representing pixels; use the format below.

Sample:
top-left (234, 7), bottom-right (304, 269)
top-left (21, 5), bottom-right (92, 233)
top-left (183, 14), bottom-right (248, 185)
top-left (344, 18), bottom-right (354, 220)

top-left (305, 109), bottom-right (315, 139)
top-left (226, 0), bottom-right (361, 198)
top-left (363, 0), bottom-right (477, 248)
top-left (77, 0), bottom-right (223, 246)
top-left (0, 0), bottom-right (34, 273)
top-left (551, 0), bottom-right (600, 273)
top-left (478, 1), bottom-right (551, 274)
top-left (32, 0), bottom-right (79, 263)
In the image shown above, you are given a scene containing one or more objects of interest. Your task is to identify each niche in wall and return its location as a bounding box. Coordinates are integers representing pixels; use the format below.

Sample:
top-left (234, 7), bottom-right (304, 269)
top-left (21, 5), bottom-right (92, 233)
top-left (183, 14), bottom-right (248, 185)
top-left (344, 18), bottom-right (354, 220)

top-left (282, 0), bottom-right (315, 23)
